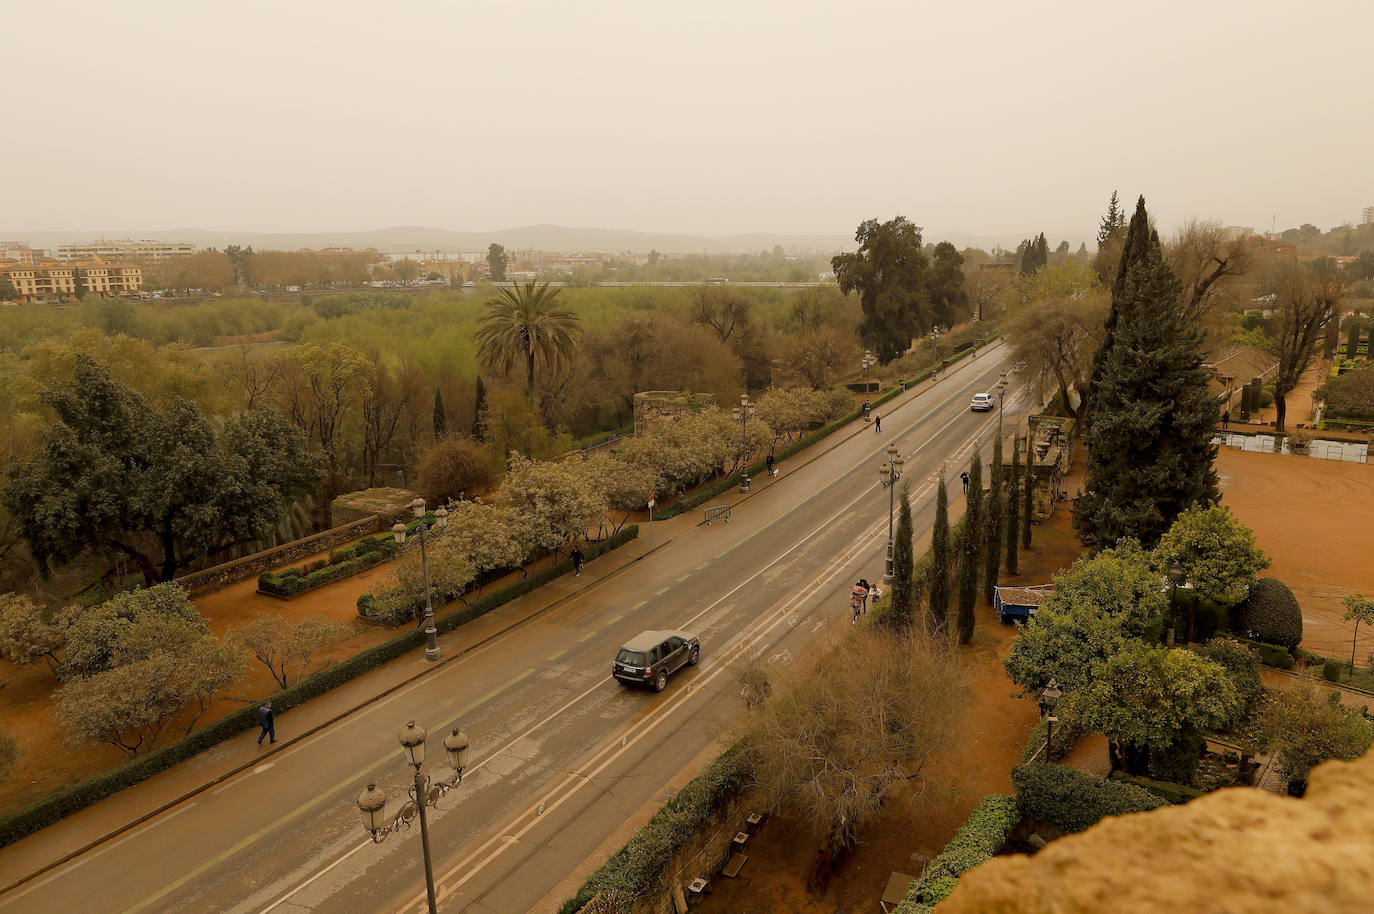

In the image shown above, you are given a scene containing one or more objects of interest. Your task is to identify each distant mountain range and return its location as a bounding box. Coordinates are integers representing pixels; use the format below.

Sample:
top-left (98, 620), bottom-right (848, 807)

top-left (6, 223), bottom-right (1092, 255)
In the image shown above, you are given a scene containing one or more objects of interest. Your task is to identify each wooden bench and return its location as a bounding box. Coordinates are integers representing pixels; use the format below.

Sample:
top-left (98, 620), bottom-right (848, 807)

top-left (705, 505), bottom-right (732, 525)
top-left (721, 852), bottom-right (748, 878)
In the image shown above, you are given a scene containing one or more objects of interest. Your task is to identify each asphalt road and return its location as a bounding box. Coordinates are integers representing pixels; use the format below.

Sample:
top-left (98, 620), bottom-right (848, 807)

top-left (0, 347), bottom-right (1021, 914)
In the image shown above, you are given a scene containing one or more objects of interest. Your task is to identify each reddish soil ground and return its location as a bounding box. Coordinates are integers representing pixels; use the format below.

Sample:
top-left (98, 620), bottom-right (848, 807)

top-left (691, 509), bottom-right (1085, 914)
top-left (1216, 447), bottom-right (1374, 661)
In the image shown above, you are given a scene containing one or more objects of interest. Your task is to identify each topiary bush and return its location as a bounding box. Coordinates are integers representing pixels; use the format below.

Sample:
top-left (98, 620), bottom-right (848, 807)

top-left (1323, 659), bottom-right (1342, 682)
top-left (1012, 764), bottom-right (1165, 834)
top-left (1231, 577), bottom-right (1303, 650)
top-left (899, 794), bottom-right (1020, 910)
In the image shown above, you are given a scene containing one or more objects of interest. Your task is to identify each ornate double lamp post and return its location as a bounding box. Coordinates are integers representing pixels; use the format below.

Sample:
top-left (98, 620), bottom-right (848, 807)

top-left (929, 327), bottom-right (942, 380)
top-left (392, 498), bottom-right (448, 662)
top-left (732, 393), bottom-right (755, 494)
top-left (1040, 679), bottom-right (1062, 760)
top-left (996, 372), bottom-right (1009, 430)
top-left (357, 721), bottom-right (471, 914)
top-left (877, 444), bottom-right (906, 583)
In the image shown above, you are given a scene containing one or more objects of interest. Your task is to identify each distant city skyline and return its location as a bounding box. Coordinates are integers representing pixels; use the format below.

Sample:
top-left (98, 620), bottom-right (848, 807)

top-left (5, 1), bottom-right (1371, 241)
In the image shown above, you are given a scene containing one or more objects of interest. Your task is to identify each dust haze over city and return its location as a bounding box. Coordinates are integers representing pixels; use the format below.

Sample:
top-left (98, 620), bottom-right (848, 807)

top-left (4, 3), bottom-right (1374, 914)
top-left (5, 0), bottom-right (1372, 244)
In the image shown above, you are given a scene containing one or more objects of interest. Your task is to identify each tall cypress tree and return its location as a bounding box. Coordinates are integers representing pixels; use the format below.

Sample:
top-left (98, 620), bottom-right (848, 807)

top-left (928, 473), bottom-right (951, 638)
top-left (1022, 442), bottom-right (1034, 550)
top-left (1347, 319), bottom-right (1363, 360)
top-left (471, 375), bottom-right (487, 441)
top-left (957, 450), bottom-right (983, 645)
top-left (1075, 196), bottom-right (1220, 549)
top-left (1005, 436), bottom-right (1020, 574)
top-left (983, 436), bottom-right (1003, 605)
top-left (432, 387), bottom-right (448, 441)
top-left (888, 484), bottom-right (915, 631)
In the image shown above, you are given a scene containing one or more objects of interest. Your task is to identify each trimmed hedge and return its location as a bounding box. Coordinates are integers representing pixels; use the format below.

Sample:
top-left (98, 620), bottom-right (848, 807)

top-left (1012, 764), bottom-right (1165, 834)
top-left (1231, 577), bottom-right (1303, 650)
top-left (1229, 633), bottom-right (1295, 670)
top-left (1109, 771), bottom-right (1206, 805)
top-left (556, 746), bottom-right (749, 913)
top-left (0, 525), bottom-right (640, 851)
top-left (257, 515), bottom-right (446, 598)
top-left (896, 794), bottom-right (1020, 912)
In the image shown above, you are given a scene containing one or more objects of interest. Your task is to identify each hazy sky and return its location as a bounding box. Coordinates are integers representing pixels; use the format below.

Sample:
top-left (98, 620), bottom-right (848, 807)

top-left (7, 0), bottom-right (1372, 241)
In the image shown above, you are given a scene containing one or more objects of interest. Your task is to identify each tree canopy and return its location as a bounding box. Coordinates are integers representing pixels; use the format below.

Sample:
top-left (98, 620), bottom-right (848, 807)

top-left (4, 357), bottom-right (320, 583)
top-left (831, 217), bottom-right (931, 363)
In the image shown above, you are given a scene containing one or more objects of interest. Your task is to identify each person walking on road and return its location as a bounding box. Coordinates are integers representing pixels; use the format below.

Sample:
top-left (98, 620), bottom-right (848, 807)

top-left (874, 413), bottom-right (882, 433)
top-left (257, 701), bottom-right (275, 745)
top-left (766, 453), bottom-right (777, 477)
top-left (570, 545), bottom-right (585, 576)
top-left (1222, 409), bottom-right (1230, 430)
top-left (960, 470), bottom-right (970, 493)
top-left (857, 578), bottom-right (872, 612)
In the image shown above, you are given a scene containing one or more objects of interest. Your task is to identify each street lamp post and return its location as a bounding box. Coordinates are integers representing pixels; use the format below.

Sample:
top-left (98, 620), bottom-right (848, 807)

top-left (1040, 679), bottom-right (1062, 760)
top-left (392, 499), bottom-right (448, 662)
top-left (877, 444), bottom-right (906, 583)
top-left (732, 393), bottom-right (755, 494)
top-left (357, 721), bottom-right (471, 914)
top-left (929, 328), bottom-right (941, 380)
top-left (996, 372), bottom-right (1009, 431)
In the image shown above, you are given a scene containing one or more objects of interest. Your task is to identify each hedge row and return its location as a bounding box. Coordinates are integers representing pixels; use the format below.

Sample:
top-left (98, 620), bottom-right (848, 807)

top-left (1018, 698), bottom-right (1087, 765)
top-left (1108, 771), bottom-right (1206, 805)
top-left (896, 793), bottom-right (1020, 913)
top-left (257, 514), bottom-right (438, 598)
top-left (0, 525), bottom-right (640, 851)
top-left (556, 746), bottom-right (750, 914)
top-left (1012, 764), bottom-right (1165, 834)
top-left (1228, 633), bottom-right (1295, 670)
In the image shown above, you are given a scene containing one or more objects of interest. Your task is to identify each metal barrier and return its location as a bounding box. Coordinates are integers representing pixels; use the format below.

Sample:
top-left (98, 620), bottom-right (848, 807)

top-left (705, 505), bottom-right (732, 525)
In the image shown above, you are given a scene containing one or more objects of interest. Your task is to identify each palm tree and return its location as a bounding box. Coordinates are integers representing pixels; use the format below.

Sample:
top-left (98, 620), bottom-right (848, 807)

top-left (474, 280), bottom-right (581, 398)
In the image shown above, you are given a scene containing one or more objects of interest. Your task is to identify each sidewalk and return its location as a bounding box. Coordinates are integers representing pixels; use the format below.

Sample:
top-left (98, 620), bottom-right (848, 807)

top-left (0, 343), bottom-right (1008, 893)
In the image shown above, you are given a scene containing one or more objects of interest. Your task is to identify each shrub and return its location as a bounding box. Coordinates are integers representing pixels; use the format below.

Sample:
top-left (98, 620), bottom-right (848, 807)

top-left (904, 794), bottom-right (1020, 908)
top-left (417, 438), bottom-right (495, 502)
top-left (1197, 638), bottom-right (1263, 712)
top-left (1231, 577), bottom-right (1303, 650)
top-left (1012, 764), bottom-right (1165, 834)
top-left (1109, 771), bottom-right (1205, 805)
top-left (1230, 634), bottom-right (1295, 669)
top-left (1323, 659), bottom-right (1342, 682)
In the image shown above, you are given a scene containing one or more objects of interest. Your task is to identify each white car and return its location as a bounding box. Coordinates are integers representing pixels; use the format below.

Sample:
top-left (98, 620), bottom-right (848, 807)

top-left (971, 393), bottom-right (995, 412)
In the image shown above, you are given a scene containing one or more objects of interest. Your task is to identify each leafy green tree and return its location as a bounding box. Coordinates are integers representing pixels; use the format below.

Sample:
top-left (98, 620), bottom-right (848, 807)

top-left (957, 451), bottom-right (983, 644)
top-left (5, 358), bottom-right (320, 583)
top-left (472, 375), bottom-right (487, 441)
top-left (1078, 642), bottom-right (1240, 775)
top-left (1154, 504), bottom-right (1270, 640)
top-left (1342, 594), bottom-right (1374, 670)
top-left (475, 280), bottom-right (581, 399)
top-left (487, 242), bottom-right (507, 282)
top-left (928, 473), bottom-right (951, 638)
top-left (502, 452), bottom-right (606, 552)
top-left (928, 242), bottom-right (968, 328)
top-left (223, 244), bottom-right (255, 287)
top-left (1075, 197), bottom-right (1220, 549)
top-left (58, 584), bottom-right (207, 679)
top-left (1046, 540), bottom-right (1169, 639)
top-left (1262, 685), bottom-right (1374, 794)
top-left (0, 277), bottom-right (18, 302)
top-left (983, 437), bottom-right (1003, 605)
top-left (887, 484), bottom-right (916, 631)
top-left (1349, 250), bottom-right (1374, 281)
top-left (1347, 318), bottom-right (1363, 360)
top-left (432, 386), bottom-right (448, 441)
top-left (831, 217), bottom-right (931, 362)
top-left (1005, 437), bottom-right (1020, 573)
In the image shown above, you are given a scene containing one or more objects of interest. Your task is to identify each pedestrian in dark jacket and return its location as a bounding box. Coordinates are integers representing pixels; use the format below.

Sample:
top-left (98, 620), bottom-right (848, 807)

top-left (570, 546), bottom-right (585, 576)
top-left (960, 470), bottom-right (970, 493)
top-left (874, 413), bottom-right (882, 433)
top-left (257, 701), bottom-right (276, 745)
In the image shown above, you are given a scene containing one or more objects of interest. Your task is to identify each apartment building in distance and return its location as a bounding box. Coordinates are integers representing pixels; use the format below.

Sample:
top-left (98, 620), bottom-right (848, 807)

top-left (1362, 206), bottom-right (1374, 226)
top-left (0, 242), bottom-right (40, 264)
top-left (0, 256), bottom-right (143, 301)
top-left (57, 239), bottom-right (195, 261)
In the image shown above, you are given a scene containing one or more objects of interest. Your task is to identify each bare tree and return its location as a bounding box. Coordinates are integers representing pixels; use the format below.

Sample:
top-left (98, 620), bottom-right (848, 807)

top-left (691, 286), bottom-right (753, 342)
top-left (1270, 259), bottom-right (1349, 431)
top-left (228, 614), bottom-right (352, 688)
top-left (1006, 293), bottom-right (1108, 419)
top-left (964, 268), bottom-right (1009, 322)
top-left (741, 629), bottom-right (967, 888)
top-left (361, 355), bottom-right (407, 487)
top-left (218, 343), bottom-right (283, 411)
top-left (1166, 221), bottom-right (1253, 327)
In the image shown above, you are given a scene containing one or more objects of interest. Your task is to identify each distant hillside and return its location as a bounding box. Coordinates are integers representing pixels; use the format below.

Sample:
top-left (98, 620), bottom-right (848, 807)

top-left (8, 224), bottom-right (1091, 255)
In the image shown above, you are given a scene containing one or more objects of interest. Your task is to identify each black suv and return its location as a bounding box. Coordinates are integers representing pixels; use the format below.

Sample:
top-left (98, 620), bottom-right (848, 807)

top-left (613, 630), bottom-right (701, 692)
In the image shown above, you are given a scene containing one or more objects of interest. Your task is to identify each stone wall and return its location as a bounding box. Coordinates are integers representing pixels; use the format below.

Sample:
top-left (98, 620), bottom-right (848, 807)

top-left (633, 391), bottom-right (718, 439)
top-left (174, 515), bottom-right (380, 597)
top-left (330, 486), bottom-right (420, 529)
